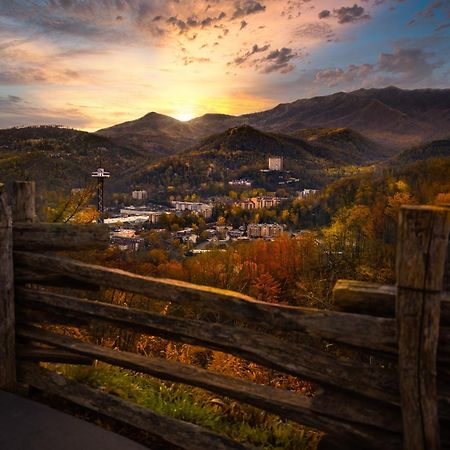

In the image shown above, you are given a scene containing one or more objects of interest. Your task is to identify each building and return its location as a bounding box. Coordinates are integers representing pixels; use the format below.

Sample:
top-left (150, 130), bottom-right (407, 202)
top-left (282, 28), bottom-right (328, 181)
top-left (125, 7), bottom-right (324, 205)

top-left (120, 206), bottom-right (168, 224)
top-left (132, 190), bottom-right (148, 200)
top-left (268, 156), bottom-right (283, 171)
top-left (110, 229), bottom-right (145, 251)
top-left (247, 223), bottom-right (284, 239)
top-left (172, 201), bottom-right (213, 219)
top-left (237, 196), bottom-right (282, 210)
top-left (298, 189), bottom-right (318, 199)
top-left (228, 179), bottom-right (252, 187)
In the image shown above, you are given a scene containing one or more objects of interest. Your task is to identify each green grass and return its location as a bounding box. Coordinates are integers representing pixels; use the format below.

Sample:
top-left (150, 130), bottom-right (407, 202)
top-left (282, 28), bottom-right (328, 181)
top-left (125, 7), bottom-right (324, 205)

top-left (53, 363), bottom-right (321, 450)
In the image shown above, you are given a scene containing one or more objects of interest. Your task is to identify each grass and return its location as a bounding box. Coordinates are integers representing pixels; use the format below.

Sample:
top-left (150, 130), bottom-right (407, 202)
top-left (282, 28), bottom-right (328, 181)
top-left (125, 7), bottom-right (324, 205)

top-left (51, 363), bottom-right (321, 450)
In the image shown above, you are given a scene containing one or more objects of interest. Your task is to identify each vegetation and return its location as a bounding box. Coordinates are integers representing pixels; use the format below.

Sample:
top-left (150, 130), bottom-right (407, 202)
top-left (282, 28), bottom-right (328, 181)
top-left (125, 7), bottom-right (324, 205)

top-left (52, 363), bottom-right (320, 450)
top-left (0, 126), bottom-right (149, 195)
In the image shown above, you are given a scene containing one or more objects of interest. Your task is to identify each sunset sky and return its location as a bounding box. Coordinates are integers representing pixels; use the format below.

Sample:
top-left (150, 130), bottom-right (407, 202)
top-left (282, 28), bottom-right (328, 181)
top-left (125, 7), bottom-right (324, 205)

top-left (0, 0), bottom-right (449, 130)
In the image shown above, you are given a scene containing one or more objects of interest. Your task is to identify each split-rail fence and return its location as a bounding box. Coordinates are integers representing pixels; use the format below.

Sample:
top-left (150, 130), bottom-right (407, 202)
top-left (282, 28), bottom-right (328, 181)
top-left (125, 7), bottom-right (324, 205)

top-left (1, 181), bottom-right (449, 450)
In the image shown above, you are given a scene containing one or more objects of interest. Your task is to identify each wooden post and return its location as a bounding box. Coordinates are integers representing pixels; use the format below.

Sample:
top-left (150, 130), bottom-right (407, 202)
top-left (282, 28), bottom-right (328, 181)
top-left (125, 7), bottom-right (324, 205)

top-left (12, 181), bottom-right (36, 223)
top-left (396, 205), bottom-right (450, 450)
top-left (0, 184), bottom-right (16, 388)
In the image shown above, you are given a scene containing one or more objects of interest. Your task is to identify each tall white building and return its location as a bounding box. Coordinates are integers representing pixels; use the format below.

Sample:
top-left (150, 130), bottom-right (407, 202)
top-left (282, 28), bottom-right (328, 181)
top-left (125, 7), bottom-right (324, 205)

top-left (268, 156), bottom-right (283, 171)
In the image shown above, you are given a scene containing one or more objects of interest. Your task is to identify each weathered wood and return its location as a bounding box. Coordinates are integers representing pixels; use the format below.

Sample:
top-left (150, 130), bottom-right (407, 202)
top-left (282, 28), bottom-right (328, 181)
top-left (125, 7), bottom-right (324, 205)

top-left (334, 279), bottom-right (450, 323)
top-left (333, 280), bottom-right (397, 317)
top-left (396, 205), bottom-right (450, 450)
top-left (12, 181), bottom-right (35, 223)
top-left (16, 287), bottom-right (399, 405)
top-left (14, 269), bottom-right (100, 291)
top-left (445, 240), bottom-right (450, 291)
top-left (17, 347), bottom-right (94, 365)
top-left (14, 252), bottom-right (399, 355)
top-left (0, 184), bottom-right (16, 388)
top-left (18, 363), bottom-right (255, 450)
top-left (16, 325), bottom-right (403, 445)
top-left (13, 223), bottom-right (109, 251)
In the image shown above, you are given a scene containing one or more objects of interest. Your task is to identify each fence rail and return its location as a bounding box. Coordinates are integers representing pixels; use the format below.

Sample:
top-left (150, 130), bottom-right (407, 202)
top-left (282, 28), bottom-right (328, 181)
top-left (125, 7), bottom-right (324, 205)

top-left (1, 181), bottom-right (449, 450)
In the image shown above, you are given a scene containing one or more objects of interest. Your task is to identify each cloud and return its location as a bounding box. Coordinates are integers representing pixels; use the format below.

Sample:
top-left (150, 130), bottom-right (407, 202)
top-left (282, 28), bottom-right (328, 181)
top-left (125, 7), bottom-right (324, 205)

top-left (318, 10), bottom-right (331, 19)
top-left (378, 47), bottom-right (443, 80)
top-left (0, 94), bottom-right (91, 129)
top-left (416, 1), bottom-right (444, 18)
top-left (314, 63), bottom-right (374, 86)
top-left (0, 94), bottom-right (23, 106)
top-left (231, 0), bottom-right (266, 19)
top-left (0, 66), bottom-right (81, 85)
top-left (334, 4), bottom-right (370, 24)
top-left (435, 22), bottom-right (450, 31)
top-left (261, 47), bottom-right (297, 73)
top-left (182, 55), bottom-right (211, 65)
top-left (229, 43), bottom-right (270, 66)
top-left (312, 47), bottom-right (444, 89)
top-left (318, 3), bottom-right (370, 24)
top-left (229, 44), bottom-right (299, 74)
top-left (295, 22), bottom-right (335, 40)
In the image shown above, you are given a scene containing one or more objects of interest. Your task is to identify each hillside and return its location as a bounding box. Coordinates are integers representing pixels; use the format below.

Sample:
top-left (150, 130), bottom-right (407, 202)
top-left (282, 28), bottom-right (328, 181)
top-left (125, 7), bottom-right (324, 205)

top-left (290, 127), bottom-right (391, 162)
top-left (96, 112), bottom-right (199, 157)
top-left (393, 138), bottom-right (450, 164)
top-left (243, 87), bottom-right (450, 148)
top-left (0, 126), bottom-right (150, 194)
top-left (96, 87), bottom-right (450, 154)
top-left (126, 125), bottom-right (385, 195)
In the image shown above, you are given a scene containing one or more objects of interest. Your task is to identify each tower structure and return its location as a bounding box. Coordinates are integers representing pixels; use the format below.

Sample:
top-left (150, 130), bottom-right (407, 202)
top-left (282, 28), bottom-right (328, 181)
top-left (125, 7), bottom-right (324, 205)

top-left (268, 156), bottom-right (283, 171)
top-left (91, 167), bottom-right (110, 223)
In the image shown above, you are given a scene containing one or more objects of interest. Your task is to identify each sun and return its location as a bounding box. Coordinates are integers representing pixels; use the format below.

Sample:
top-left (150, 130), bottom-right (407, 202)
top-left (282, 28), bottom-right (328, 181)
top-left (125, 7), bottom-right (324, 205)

top-left (173, 111), bottom-right (195, 122)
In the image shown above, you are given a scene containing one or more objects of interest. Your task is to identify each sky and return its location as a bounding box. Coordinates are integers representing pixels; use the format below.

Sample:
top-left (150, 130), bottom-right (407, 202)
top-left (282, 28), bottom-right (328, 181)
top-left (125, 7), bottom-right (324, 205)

top-left (0, 0), bottom-right (449, 130)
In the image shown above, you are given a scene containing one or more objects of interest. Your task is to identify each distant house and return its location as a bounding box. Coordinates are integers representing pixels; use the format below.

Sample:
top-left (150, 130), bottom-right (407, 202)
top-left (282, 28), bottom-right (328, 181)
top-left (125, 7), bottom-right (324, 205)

top-left (110, 229), bottom-right (145, 251)
top-left (237, 196), bottom-right (282, 210)
top-left (298, 189), bottom-right (318, 199)
top-left (132, 190), bottom-right (148, 200)
top-left (228, 179), bottom-right (252, 187)
top-left (247, 223), bottom-right (284, 239)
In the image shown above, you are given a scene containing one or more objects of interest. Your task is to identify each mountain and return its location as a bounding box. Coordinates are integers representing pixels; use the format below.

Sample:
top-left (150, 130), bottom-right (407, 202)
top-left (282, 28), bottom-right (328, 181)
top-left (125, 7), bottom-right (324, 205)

top-left (393, 138), bottom-right (450, 164)
top-left (96, 112), bottom-right (198, 157)
top-left (0, 126), bottom-right (150, 194)
top-left (289, 127), bottom-right (391, 162)
top-left (96, 87), bottom-right (450, 154)
top-left (125, 125), bottom-right (385, 196)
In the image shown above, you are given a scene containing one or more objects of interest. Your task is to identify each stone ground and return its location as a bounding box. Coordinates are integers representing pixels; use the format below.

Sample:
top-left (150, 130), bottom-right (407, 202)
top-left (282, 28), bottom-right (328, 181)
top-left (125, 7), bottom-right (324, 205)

top-left (0, 390), bottom-right (149, 450)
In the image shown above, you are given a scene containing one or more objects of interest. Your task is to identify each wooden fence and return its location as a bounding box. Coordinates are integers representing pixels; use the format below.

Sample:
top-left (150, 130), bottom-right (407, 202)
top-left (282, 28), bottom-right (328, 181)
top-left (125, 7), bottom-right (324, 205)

top-left (1, 181), bottom-right (449, 450)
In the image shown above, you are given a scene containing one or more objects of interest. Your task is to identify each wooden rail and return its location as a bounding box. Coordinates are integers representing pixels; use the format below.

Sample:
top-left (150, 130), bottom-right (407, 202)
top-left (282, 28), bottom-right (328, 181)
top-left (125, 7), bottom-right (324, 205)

top-left (1, 180), bottom-right (449, 450)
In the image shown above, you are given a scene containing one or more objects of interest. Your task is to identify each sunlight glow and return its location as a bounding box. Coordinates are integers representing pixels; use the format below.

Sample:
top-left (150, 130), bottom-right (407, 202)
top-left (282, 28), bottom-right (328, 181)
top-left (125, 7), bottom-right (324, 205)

top-left (173, 111), bottom-right (195, 122)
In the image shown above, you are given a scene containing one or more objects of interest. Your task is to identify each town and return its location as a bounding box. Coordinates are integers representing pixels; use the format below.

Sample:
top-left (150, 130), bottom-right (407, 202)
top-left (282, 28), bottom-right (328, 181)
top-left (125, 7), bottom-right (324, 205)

top-left (93, 156), bottom-right (318, 253)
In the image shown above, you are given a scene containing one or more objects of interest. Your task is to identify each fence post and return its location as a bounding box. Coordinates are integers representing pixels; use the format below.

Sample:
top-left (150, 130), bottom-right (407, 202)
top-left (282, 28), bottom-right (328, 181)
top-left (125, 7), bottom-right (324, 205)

top-left (396, 205), bottom-right (450, 450)
top-left (13, 181), bottom-right (36, 223)
top-left (0, 184), bottom-right (16, 389)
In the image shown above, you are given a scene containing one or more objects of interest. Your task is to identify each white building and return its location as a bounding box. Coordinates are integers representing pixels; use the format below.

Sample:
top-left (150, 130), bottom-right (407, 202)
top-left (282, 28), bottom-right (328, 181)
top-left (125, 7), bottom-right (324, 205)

top-left (228, 179), bottom-right (252, 187)
top-left (172, 201), bottom-right (213, 219)
top-left (120, 206), bottom-right (168, 224)
top-left (132, 190), bottom-right (148, 200)
top-left (268, 156), bottom-right (283, 171)
top-left (298, 189), bottom-right (318, 199)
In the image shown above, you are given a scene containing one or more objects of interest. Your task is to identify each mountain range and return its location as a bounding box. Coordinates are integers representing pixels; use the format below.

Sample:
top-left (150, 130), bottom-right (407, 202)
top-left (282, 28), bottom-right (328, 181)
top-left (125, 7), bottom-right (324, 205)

top-left (1, 87), bottom-right (449, 196)
top-left (97, 86), bottom-right (450, 155)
